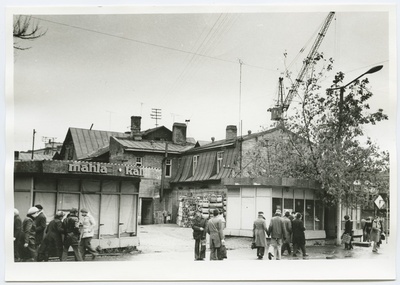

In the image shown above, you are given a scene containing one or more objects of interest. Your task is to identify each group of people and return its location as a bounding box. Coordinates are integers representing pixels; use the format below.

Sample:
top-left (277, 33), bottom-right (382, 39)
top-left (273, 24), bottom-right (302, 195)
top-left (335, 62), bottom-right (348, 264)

top-left (253, 209), bottom-right (307, 260)
top-left (191, 209), bottom-right (226, 261)
top-left (343, 214), bottom-right (385, 253)
top-left (191, 208), bottom-right (308, 261)
top-left (14, 205), bottom-right (98, 262)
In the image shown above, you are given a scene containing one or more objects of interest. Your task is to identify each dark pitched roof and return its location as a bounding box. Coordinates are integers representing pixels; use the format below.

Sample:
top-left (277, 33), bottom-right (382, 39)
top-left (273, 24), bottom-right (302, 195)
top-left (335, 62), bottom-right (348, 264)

top-left (65, 128), bottom-right (129, 160)
top-left (112, 137), bottom-right (194, 154)
top-left (170, 147), bottom-right (238, 183)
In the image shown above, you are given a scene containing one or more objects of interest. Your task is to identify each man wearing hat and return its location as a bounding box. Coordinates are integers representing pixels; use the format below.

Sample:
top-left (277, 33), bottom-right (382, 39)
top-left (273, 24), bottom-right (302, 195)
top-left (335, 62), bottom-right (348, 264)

top-left (267, 209), bottom-right (285, 260)
top-left (79, 208), bottom-right (98, 260)
top-left (281, 211), bottom-right (293, 256)
top-left (61, 208), bottom-right (82, 261)
top-left (253, 211), bottom-right (268, 259)
top-left (191, 210), bottom-right (207, 261)
top-left (37, 211), bottom-right (65, 261)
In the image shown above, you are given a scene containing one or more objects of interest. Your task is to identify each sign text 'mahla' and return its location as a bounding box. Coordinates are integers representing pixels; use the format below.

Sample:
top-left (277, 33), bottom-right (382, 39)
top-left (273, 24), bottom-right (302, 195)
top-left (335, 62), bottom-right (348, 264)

top-left (68, 163), bottom-right (142, 176)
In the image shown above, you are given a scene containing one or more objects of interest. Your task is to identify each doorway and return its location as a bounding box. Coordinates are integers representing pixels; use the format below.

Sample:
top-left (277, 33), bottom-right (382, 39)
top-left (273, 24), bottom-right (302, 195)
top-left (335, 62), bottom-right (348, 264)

top-left (141, 198), bottom-right (153, 225)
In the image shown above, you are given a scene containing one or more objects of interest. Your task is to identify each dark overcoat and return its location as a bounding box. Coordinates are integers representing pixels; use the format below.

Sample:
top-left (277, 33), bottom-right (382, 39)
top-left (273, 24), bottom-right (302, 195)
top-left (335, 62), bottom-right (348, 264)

top-left (192, 216), bottom-right (207, 240)
top-left (292, 218), bottom-right (306, 245)
top-left (34, 212), bottom-right (47, 245)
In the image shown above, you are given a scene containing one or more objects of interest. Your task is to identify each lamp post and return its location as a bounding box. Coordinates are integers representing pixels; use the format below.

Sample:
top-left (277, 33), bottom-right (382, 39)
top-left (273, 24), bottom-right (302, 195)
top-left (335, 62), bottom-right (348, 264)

top-left (327, 65), bottom-right (383, 140)
top-left (326, 65), bottom-right (383, 245)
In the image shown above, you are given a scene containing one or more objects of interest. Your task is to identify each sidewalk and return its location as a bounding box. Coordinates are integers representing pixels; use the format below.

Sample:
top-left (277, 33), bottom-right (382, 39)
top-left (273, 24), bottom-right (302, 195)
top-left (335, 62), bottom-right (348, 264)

top-left (123, 224), bottom-right (390, 261)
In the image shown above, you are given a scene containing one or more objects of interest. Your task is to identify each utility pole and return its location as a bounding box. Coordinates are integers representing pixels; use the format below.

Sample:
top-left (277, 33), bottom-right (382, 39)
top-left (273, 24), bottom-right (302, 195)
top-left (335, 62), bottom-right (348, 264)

top-left (31, 129), bottom-right (36, 160)
top-left (151, 108), bottom-right (162, 127)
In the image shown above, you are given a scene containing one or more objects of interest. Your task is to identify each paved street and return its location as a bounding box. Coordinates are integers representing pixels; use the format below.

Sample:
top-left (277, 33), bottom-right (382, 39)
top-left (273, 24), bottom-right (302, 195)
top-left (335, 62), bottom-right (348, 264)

top-left (117, 223), bottom-right (391, 262)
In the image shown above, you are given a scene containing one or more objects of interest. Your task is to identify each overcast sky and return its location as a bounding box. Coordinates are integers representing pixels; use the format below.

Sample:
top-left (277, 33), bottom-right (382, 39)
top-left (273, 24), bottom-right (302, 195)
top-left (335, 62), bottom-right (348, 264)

top-left (11, 7), bottom-right (395, 152)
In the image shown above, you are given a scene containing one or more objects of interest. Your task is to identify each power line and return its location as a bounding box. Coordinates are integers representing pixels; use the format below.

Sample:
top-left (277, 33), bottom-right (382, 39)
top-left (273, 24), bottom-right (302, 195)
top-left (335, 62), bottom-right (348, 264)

top-left (32, 16), bottom-right (275, 72)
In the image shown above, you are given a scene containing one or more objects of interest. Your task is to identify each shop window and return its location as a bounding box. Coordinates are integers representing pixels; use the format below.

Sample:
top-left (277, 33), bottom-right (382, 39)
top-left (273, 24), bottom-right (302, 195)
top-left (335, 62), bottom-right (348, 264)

top-left (80, 194), bottom-right (100, 238)
top-left (305, 200), bottom-right (314, 230)
top-left (34, 192), bottom-right (56, 221)
top-left (315, 200), bottom-right (324, 230)
top-left (14, 192), bottom-right (31, 215)
top-left (283, 198), bottom-right (294, 214)
top-left (58, 179), bottom-right (80, 192)
top-left (120, 195), bottom-right (138, 237)
top-left (165, 159), bottom-right (172, 177)
top-left (272, 198), bottom-right (282, 216)
top-left (228, 188), bottom-right (240, 196)
top-left (100, 195), bottom-right (119, 238)
top-left (14, 177), bottom-right (32, 191)
top-left (216, 151), bottom-right (224, 174)
top-left (294, 199), bottom-right (304, 216)
top-left (35, 178), bottom-right (57, 191)
top-left (121, 181), bottom-right (139, 193)
top-left (192, 155), bottom-right (199, 176)
top-left (102, 180), bottom-right (118, 193)
top-left (58, 193), bottom-right (79, 212)
top-left (82, 180), bottom-right (101, 193)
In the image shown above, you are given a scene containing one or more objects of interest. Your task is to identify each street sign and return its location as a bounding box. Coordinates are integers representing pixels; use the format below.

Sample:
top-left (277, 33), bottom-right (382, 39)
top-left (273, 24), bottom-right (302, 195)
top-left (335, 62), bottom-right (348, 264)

top-left (374, 195), bottom-right (385, 209)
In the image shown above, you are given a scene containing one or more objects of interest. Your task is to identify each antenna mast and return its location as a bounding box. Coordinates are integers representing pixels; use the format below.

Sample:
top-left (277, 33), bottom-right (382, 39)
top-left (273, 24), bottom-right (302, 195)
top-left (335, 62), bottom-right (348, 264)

top-left (151, 108), bottom-right (162, 127)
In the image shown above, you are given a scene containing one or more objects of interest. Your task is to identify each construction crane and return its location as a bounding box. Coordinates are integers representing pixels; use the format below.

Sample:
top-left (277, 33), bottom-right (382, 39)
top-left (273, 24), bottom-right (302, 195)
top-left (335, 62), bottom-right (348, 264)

top-left (268, 11), bottom-right (335, 121)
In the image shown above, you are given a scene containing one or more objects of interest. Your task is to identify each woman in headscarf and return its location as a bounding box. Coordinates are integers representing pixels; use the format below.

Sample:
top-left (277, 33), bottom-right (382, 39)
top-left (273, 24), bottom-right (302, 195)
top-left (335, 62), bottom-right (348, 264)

top-left (371, 215), bottom-right (382, 253)
top-left (37, 211), bottom-right (65, 261)
top-left (21, 206), bottom-right (40, 262)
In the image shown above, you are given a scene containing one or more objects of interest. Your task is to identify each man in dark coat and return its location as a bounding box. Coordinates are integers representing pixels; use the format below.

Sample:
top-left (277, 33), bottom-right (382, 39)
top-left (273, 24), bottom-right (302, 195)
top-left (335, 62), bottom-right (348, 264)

top-left (37, 211), bottom-right (65, 261)
top-left (281, 211), bottom-right (292, 256)
top-left (206, 209), bottom-right (225, 260)
top-left (192, 210), bottom-right (207, 261)
top-left (292, 212), bottom-right (308, 257)
top-left (14, 208), bottom-right (22, 261)
top-left (21, 206), bottom-right (40, 261)
top-left (34, 204), bottom-right (47, 250)
top-left (253, 211), bottom-right (268, 259)
top-left (61, 208), bottom-right (82, 261)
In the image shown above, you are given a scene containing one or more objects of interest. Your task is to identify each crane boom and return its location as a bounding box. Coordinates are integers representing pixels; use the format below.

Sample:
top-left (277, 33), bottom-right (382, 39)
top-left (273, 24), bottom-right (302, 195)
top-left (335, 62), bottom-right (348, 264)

top-left (269, 11), bottom-right (335, 121)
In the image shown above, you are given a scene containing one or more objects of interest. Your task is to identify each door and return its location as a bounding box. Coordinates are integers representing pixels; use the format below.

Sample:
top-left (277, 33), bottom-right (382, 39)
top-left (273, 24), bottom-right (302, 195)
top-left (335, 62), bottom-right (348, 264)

top-left (141, 198), bottom-right (153, 225)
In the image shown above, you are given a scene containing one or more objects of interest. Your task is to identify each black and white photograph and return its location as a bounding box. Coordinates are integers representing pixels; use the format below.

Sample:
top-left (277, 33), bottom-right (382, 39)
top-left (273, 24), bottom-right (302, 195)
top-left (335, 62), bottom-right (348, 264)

top-left (3, 2), bottom-right (398, 283)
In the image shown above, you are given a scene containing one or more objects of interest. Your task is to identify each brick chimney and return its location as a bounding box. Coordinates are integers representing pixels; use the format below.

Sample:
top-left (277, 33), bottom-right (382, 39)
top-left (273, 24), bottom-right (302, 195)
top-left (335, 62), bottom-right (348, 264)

top-left (130, 116), bottom-right (142, 141)
top-left (226, 125), bottom-right (237, 140)
top-left (172, 122), bottom-right (187, 144)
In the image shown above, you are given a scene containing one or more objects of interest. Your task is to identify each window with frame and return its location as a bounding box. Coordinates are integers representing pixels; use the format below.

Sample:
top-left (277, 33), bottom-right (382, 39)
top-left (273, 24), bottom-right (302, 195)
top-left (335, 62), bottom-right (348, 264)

top-left (216, 151), bottom-right (224, 174)
top-left (165, 159), bottom-right (172, 177)
top-left (135, 157), bottom-right (143, 167)
top-left (192, 155), bottom-right (199, 176)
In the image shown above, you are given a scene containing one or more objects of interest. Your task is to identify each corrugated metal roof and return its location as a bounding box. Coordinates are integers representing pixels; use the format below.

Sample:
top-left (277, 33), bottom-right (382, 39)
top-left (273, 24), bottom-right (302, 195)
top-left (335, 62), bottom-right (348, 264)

top-left (70, 128), bottom-right (128, 160)
top-left (16, 153), bottom-right (53, 161)
top-left (114, 137), bottom-right (194, 153)
top-left (171, 147), bottom-right (237, 183)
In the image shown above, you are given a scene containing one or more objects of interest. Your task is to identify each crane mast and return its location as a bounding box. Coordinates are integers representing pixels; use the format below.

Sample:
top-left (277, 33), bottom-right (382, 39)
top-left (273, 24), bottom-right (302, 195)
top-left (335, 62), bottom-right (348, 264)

top-left (269, 11), bottom-right (335, 121)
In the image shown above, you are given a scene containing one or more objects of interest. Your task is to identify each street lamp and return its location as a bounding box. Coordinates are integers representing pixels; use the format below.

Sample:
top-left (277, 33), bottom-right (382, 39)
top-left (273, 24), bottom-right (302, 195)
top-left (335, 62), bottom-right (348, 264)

top-left (326, 65), bottom-right (383, 245)
top-left (327, 65), bottom-right (383, 139)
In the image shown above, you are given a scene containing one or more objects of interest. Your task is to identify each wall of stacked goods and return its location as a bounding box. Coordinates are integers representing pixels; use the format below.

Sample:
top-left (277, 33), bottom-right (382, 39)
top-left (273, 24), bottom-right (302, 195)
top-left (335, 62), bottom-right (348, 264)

top-left (176, 192), bottom-right (227, 227)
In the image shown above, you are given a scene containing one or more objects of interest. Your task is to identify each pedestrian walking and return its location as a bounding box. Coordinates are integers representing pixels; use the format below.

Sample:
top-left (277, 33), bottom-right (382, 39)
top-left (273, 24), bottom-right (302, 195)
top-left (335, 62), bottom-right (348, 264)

top-left (267, 209), bottom-right (285, 260)
top-left (21, 206), bottom-right (40, 262)
top-left (292, 212), bottom-right (308, 258)
top-left (342, 215), bottom-right (353, 250)
top-left (192, 210), bottom-right (207, 261)
top-left (281, 211), bottom-right (292, 256)
top-left (37, 211), bottom-right (65, 261)
top-left (217, 209), bottom-right (226, 230)
top-left (253, 211), bottom-right (268, 259)
top-left (14, 208), bottom-right (23, 261)
top-left (61, 208), bottom-right (82, 261)
top-left (206, 209), bottom-right (225, 261)
top-left (363, 217), bottom-right (373, 242)
top-left (34, 204), bottom-right (47, 251)
top-left (79, 208), bottom-right (98, 260)
top-left (371, 215), bottom-right (382, 253)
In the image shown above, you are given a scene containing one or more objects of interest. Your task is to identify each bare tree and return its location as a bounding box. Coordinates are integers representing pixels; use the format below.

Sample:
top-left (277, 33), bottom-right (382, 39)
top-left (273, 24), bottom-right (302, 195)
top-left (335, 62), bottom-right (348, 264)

top-left (13, 15), bottom-right (47, 50)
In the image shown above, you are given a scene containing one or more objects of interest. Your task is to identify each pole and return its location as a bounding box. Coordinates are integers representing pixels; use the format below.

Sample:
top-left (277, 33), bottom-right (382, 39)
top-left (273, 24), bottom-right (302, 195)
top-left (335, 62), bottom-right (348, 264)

top-left (238, 59), bottom-right (243, 135)
top-left (386, 196), bottom-right (389, 244)
top-left (31, 129), bottom-right (36, 160)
